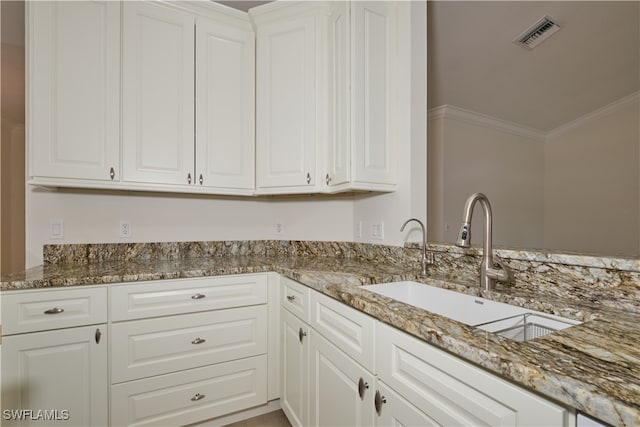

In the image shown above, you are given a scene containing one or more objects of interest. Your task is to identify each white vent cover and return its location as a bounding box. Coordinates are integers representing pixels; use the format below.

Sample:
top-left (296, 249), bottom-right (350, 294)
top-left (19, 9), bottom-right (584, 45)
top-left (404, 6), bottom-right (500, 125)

top-left (515, 16), bottom-right (560, 49)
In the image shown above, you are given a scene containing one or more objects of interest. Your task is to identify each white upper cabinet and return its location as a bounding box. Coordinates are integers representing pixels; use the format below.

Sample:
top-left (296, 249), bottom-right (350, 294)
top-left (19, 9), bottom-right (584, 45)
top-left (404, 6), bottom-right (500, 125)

top-left (253, 5), bottom-right (322, 193)
top-left (122, 1), bottom-right (195, 187)
top-left (251, 1), bottom-right (398, 195)
top-left (195, 14), bottom-right (255, 193)
top-left (28, 1), bottom-right (120, 183)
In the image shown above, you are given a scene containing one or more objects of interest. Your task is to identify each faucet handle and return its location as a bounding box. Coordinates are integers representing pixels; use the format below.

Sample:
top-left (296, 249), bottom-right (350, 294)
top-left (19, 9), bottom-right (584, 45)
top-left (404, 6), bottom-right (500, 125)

top-left (487, 256), bottom-right (513, 283)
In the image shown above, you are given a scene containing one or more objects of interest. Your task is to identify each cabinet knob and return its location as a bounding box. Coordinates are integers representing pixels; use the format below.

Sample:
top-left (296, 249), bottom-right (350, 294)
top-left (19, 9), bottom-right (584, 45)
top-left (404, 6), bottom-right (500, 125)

top-left (199, 174), bottom-right (203, 185)
top-left (286, 295), bottom-right (295, 302)
top-left (44, 307), bottom-right (64, 315)
top-left (298, 328), bottom-right (307, 343)
top-left (191, 337), bottom-right (206, 345)
top-left (188, 173), bottom-right (192, 184)
top-left (358, 377), bottom-right (369, 400)
top-left (326, 173), bottom-right (331, 185)
top-left (109, 167), bottom-right (115, 180)
top-left (95, 328), bottom-right (102, 344)
top-left (191, 293), bottom-right (206, 300)
top-left (374, 390), bottom-right (387, 416)
top-left (191, 393), bottom-right (205, 402)
top-left (306, 172), bottom-right (311, 184)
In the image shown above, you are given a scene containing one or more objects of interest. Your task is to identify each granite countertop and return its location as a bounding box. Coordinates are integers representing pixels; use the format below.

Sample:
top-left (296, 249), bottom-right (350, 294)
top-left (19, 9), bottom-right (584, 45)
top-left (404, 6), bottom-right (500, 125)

top-left (2, 255), bottom-right (639, 426)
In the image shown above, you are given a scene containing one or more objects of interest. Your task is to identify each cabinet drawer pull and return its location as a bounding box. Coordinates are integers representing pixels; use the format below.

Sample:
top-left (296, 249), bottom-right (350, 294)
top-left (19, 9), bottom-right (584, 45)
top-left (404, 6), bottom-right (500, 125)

top-left (95, 328), bottom-right (102, 344)
top-left (109, 167), bottom-right (115, 180)
top-left (191, 393), bottom-right (205, 402)
top-left (191, 293), bottom-right (206, 300)
top-left (199, 174), bottom-right (203, 185)
top-left (286, 295), bottom-right (295, 302)
top-left (44, 307), bottom-right (64, 315)
top-left (191, 337), bottom-right (206, 345)
top-left (298, 328), bottom-right (307, 343)
top-left (306, 172), bottom-right (311, 184)
top-left (358, 377), bottom-right (369, 400)
top-left (188, 173), bottom-right (192, 184)
top-left (374, 390), bottom-right (387, 416)
top-left (326, 173), bottom-right (331, 185)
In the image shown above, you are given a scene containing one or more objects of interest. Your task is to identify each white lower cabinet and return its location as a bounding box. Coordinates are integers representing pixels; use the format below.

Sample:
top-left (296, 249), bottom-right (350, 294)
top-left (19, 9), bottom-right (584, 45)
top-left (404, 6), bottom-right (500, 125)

top-left (110, 355), bottom-right (267, 427)
top-left (2, 325), bottom-right (108, 427)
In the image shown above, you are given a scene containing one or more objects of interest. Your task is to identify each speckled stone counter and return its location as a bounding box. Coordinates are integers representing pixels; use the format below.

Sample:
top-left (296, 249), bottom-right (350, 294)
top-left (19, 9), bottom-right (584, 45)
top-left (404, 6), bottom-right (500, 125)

top-left (2, 241), bottom-right (639, 426)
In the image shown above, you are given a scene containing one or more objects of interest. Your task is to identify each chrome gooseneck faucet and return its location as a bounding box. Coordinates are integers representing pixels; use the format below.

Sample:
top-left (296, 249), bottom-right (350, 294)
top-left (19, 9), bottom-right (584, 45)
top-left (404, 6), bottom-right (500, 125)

top-left (400, 218), bottom-right (433, 275)
top-left (455, 193), bottom-right (512, 290)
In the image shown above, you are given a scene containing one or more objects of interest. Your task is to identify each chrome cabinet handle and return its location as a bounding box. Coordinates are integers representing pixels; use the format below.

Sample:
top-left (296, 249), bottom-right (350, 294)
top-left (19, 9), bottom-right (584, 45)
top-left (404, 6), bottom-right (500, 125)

top-left (374, 390), bottom-right (387, 416)
top-left (44, 307), bottom-right (64, 315)
top-left (109, 167), bottom-right (115, 180)
top-left (306, 172), bottom-right (311, 184)
top-left (298, 328), bottom-right (307, 343)
top-left (188, 173), bottom-right (192, 184)
top-left (286, 295), bottom-right (295, 302)
top-left (191, 293), bottom-right (206, 300)
top-left (191, 337), bottom-right (206, 345)
top-left (95, 328), bottom-right (102, 344)
top-left (199, 174), bottom-right (203, 185)
top-left (191, 393), bottom-right (205, 402)
top-left (358, 377), bottom-right (369, 400)
top-left (325, 173), bottom-right (331, 185)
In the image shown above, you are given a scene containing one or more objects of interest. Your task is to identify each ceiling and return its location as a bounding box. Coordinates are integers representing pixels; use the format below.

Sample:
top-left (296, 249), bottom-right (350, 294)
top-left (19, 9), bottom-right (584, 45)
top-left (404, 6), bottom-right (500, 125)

top-left (428, 1), bottom-right (640, 132)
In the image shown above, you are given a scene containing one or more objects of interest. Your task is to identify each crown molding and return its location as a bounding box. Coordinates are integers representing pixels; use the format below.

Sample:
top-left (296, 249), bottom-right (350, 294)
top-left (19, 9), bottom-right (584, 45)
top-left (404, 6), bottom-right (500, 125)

top-left (427, 105), bottom-right (547, 142)
top-left (547, 91), bottom-right (640, 138)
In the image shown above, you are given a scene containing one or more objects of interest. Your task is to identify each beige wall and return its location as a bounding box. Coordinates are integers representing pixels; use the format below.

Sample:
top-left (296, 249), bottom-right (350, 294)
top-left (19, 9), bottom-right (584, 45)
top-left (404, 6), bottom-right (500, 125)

top-left (428, 113), bottom-right (545, 249)
top-left (544, 95), bottom-right (639, 257)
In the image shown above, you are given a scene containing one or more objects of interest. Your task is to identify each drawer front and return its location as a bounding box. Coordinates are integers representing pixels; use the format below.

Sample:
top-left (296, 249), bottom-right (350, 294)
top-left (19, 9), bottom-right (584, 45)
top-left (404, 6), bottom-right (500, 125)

top-left (376, 322), bottom-right (570, 427)
top-left (111, 305), bottom-right (268, 383)
top-left (2, 286), bottom-right (107, 335)
top-left (111, 354), bottom-right (267, 427)
top-left (111, 274), bottom-right (268, 321)
top-left (281, 276), bottom-right (310, 322)
top-left (310, 290), bottom-right (375, 372)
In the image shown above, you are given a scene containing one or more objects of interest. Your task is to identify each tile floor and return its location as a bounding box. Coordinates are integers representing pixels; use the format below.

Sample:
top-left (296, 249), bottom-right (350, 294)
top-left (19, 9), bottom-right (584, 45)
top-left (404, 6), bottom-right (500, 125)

top-left (223, 410), bottom-right (292, 427)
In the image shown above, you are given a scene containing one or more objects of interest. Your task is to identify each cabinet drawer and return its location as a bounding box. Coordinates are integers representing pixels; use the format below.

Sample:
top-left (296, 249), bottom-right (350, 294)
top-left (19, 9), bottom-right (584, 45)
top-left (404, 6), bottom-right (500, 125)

top-left (376, 322), bottom-right (571, 426)
top-left (111, 354), bottom-right (267, 427)
top-left (2, 286), bottom-right (107, 335)
top-left (111, 305), bottom-right (267, 383)
top-left (281, 276), bottom-right (310, 322)
top-left (111, 274), bottom-right (268, 321)
top-left (310, 290), bottom-right (375, 372)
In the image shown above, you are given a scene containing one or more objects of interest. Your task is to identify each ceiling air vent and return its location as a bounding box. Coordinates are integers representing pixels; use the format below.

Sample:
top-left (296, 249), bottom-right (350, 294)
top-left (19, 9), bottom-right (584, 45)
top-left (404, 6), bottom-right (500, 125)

top-left (515, 16), bottom-right (560, 49)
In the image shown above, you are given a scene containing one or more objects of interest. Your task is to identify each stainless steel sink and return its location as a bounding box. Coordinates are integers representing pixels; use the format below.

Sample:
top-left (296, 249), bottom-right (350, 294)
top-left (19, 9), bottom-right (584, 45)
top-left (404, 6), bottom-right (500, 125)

top-left (364, 281), bottom-right (580, 342)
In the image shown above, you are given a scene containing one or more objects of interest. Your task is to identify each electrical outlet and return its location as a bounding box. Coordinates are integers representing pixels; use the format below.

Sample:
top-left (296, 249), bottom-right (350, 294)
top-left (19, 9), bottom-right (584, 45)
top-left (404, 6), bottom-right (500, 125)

top-left (444, 223), bottom-right (450, 232)
top-left (275, 221), bottom-right (284, 234)
top-left (119, 221), bottom-right (132, 238)
top-left (371, 221), bottom-right (385, 240)
top-left (354, 221), bottom-right (362, 239)
top-left (49, 219), bottom-right (64, 240)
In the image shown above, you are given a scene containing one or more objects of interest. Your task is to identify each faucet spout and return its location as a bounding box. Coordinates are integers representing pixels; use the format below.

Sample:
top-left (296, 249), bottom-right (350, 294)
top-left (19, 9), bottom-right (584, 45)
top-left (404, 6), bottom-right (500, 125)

top-left (400, 218), bottom-right (432, 275)
top-left (455, 193), bottom-right (512, 290)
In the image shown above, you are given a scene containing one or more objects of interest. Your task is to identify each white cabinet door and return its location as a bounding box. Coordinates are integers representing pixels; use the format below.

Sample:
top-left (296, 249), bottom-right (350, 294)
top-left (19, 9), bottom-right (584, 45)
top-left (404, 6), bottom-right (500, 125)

top-left (255, 13), bottom-right (318, 192)
top-left (28, 1), bottom-right (120, 182)
top-left (122, 2), bottom-right (195, 186)
top-left (280, 307), bottom-right (309, 427)
top-left (1, 325), bottom-right (108, 427)
top-left (309, 330), bottom-right (375, 427)
top-left (374, 381), bottom-right (440, 427)
top-left (351, 1), bottom-right (397, 187)
top-left (195, 16), bottom-right (255, 192)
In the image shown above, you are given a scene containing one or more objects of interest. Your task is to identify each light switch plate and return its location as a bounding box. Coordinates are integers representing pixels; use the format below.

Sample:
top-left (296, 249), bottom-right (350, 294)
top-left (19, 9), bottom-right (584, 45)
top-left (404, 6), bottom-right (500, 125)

top-left (49, 219), bottom-right (64, 239)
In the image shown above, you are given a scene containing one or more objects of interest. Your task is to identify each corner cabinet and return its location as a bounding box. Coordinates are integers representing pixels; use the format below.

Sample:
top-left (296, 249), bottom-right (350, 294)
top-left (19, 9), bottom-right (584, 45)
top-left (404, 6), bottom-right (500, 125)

top-left (27, 1), bottom-right (121, 183)
top-left (251, 1), bottom-right (398, 195)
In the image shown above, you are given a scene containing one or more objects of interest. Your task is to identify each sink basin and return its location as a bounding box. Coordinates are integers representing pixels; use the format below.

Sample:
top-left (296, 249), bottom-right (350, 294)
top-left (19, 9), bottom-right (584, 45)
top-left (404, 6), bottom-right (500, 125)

top-left (364, 281), bottom-right (580, 341)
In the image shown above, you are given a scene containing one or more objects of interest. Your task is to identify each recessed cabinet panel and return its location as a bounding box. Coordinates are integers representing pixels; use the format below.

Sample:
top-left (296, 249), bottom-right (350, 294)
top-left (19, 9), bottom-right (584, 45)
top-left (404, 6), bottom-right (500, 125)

top-left (122, 2), bottom-right (195, 185)
top-left (111, 306), bottom-right (268, 383)
top-left (196, 17), bottom-right (255, 190)
top-left (29, 1), bottom-right (120, 181)
top-left (352, 2), bottom-right (396, 185)
top-left (256, 15), bottom-right (317, 190)
top-left (280, 307), bottom-right (309, 427)
top-left (1, 326), bottom-right (108, 427)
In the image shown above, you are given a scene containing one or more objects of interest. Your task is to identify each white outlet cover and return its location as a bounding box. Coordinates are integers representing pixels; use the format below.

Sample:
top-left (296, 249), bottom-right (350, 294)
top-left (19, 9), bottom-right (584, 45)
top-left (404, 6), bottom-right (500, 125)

top-left (120, 221), bottom-right (132, 238)
top-left (49, 220), bottom-right (64, 239)
top-left (275, 222), bottom-right (284, 234)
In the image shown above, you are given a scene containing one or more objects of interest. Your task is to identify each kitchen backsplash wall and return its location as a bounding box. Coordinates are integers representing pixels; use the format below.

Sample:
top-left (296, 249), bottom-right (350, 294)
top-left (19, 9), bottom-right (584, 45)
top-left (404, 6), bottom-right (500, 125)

top-left (43, 239), bottom-right (640, 314)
